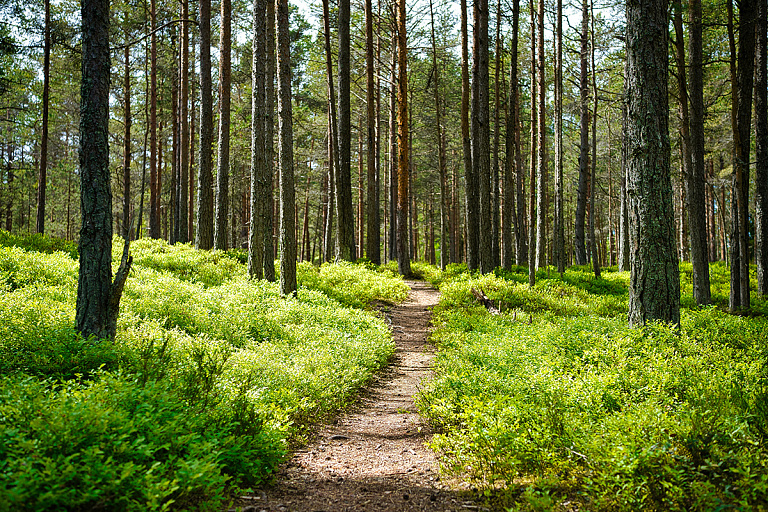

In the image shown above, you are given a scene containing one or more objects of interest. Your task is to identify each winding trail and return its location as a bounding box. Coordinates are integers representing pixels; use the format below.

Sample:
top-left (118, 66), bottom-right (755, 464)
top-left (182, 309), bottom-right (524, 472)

top-left (234, 281), bottom-right (480, 512)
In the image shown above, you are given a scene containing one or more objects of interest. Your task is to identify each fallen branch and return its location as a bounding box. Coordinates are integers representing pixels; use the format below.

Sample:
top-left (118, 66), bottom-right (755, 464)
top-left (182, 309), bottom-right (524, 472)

top-left (471, 287), bottom-right (500, 315)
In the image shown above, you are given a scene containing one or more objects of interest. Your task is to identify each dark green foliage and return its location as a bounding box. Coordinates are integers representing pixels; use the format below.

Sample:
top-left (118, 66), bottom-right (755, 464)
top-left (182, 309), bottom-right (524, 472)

top-left (0, 230), bottom-right (78, 259)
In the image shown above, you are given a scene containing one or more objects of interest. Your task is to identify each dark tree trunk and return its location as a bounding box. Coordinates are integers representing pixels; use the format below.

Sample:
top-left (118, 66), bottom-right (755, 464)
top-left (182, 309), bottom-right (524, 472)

top-left (149, 0), bottom-right (160, 239)
top-left (528, 0), bottom-right (536, 286)
top-left (503, 0), bottom-right (520, 270)
top-left (491, 0), bottom-right (502, 269)
top-left (429, 0), bottom-right (448, 269)
top-left (619, 65), bottom-right (630, 271)
top-left (122, 41), bottom-right (131, 239)
top-left (553, 0), bottom-right (564, 273)
top-left (687, 0), bottom-right (712, 304)
top-left (195, 0), bottom-right (214, 250)
top-left (36, 0), bottom-right (51, 235)
top-left (178, 0), bottom-right (189, 243)
top-left (388, 31), bottom-right (398, 262)
top-left (396, 0), bottom-right (411, 276)
top-left (249, 0), bottom-right (268, 278)
top-left (461, 0), bottom-right (477, 270)
top-left (625, 0), bottom-right (680, 326)
top-left (324, 114), bottom-right (336, 262)
top-left (590, 1), bottom-right (600, 278)
top-left (214, 0), bottom-right (231, 250)
top-left (365, 0), bottom-right (380, 264)
top-left (757, 0), bottom-right (768, 295)
top-left (574, 0), bottom-right (589, 266)
top-left (264, 0), bottom-right (276, 280)
top-left (473, 0), bottom-right (491, 273)
top-left (534, 0), bottom-right (546, 270)
top-left (322, 0), bottom-right (339, 262)
top-left (277, 0), bottom-right (296, 295)
top-left (76, 0), bottom-right (132, 341)
top-left (336, 0), bottom-right (355, 261)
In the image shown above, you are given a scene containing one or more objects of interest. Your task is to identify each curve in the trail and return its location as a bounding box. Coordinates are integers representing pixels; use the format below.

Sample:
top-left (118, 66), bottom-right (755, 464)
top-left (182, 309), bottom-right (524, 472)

top-left (232, 281), bottom-right (481, 512)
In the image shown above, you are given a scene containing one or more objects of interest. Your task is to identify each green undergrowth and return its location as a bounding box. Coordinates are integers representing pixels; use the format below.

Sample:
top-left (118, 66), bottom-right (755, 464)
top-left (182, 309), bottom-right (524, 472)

top-left (0, 235), bottom-right (406, 511)
top-left (418, 263), bottom-right (768, 511)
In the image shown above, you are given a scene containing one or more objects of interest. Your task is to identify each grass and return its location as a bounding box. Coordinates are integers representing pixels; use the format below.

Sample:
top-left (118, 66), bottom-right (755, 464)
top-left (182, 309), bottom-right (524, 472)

top-left (0, 235), bottom-right (408, 511)
top-left (418, 262), bottom-right (768, 511)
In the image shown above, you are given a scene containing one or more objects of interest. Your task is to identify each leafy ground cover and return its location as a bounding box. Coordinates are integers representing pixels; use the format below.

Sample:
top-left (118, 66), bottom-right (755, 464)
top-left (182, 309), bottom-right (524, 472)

top-left (0, 235), bottom-right (408, 511)
top-left (418, 264), bottom-right (768, 511)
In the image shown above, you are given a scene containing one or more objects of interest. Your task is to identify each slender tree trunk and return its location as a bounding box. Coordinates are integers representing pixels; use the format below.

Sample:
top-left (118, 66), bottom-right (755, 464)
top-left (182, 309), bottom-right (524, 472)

top-left (389, 30), bottom-right (398, 262)
top-left (589, 0), bottom-right (600, 278)
top-left (619, 60), bottom-right (630, 271)
top-left (625, 0), bottom-right (680, 326)
top-left (195, 0), bottom-right (214, 250)
top-left (149, 0), bottom-right (160, 238)
top-left (491, 0), bottom-right (502, 269)
top-left (264, 0), bottom-right (276, 280)
top-left (528, 0), bottom-right (537, 286)
top-left (554, 0), bottom-right (564, 273)
top-left (214, 0), bottom-right (231, 250)
top-left (687, 0), bottom-right (711, 303)
top-left (249, 0), bottom-right (267, 278)
top-left (336, 0), bottom-right (355, 260)
top-left (322, 0), bottom-right (339, 262)
top-left (503, 0), bottom-right (520, 270)
top-left (473, 0), bottom-right (492, 273)
top-left (277, 0), bottom-right (296, 294)
top-left (757, 0), bottom-right (768, 295)
top-left (358, 116), bottom-right (365, 258)
top-left (77, 0), bottom-right (132, 340)
top-left (324, 114), bottom-right (336, 262)
top-left (188, 40), bottom-right (196, 243)
top-left (122, 41), bottom-right (131, 239)
top-left (461, 0), bottom-right (477, 269)
top-left (179, 0), bottom-right (189, 243)
top-left (36, 0), bottom-right (51, 234)
top-left (535, 0), bottom-right (546, 270)
top-left (429, 0), bottom-right (449, 269)
top-left (575, 0), bottom-right (589, 265)
top-left (365, 0), bottom-right (380, 264)
top-left (396, 0), bottom-right (411, 276)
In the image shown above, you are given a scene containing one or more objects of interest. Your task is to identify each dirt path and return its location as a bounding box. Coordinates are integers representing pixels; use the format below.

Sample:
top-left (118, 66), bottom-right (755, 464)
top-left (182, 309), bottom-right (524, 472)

top-left (233, 281), bottom-right (480, 512)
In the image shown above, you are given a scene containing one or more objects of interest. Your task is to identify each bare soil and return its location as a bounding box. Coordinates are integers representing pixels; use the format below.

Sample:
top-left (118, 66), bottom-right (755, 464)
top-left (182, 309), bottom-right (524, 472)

top-left (232, 281), bottom-right (482, 512)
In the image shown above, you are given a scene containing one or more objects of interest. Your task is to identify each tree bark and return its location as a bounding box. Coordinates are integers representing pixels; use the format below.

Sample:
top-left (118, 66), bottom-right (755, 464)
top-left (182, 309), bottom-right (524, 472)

top-left (589, 0), bottom-right (600, 278)
top-left (195, 0), bottom-right (214, 250)
top-left (178, 0), bottom-right (189, 243)
top-left (277, 0), bottom-right (296, 295)
top-left (687, 0), bottom-right (711, 304)
top-left (461, 0), bottom-right (477, 270)
top-left (553, 0), bottom-right (564, 273)
top-left (122, 39), bottom-right (131, 239)
top-left (429, 0), bottom-right (449, 269)
top-left (528, 0), bottom-right (536, 286)
top-left (625, 0), bottom-right (680, 326)
top-left (534, 0), bottom-right (546, 270)
top-left (491, 0), bottom-right (502, 269)
top-left (473, 0), bottom-right (492, 273)
top-left (575, 0), bottom-right (589, 266)
top-left (264, 0), bottom-right (276, 280)
top-left (249, 0), bottom-right (268, 278)
top-left (396, 0), bottom-right (411, 276)
top-left (322, 0), bottom-right (339, 262)
top-left (77, 0), bottom-right (132, 341)
top-left (149, 0), bottom-right (160, 239)
top-left (503, 0), bottom-right (520, 270)
top-left (757, 0), bottom-right (768, 295)
top-left (365, 0), bottom-right (380, 264)
top-left (214, 0), bottom-right (231, 250)
top-left (388, 29), bottom-right (398, 262)
top-left (36, 0), bottom-right (50, 235)
top-left (336, 0), bottom-right (356, 261)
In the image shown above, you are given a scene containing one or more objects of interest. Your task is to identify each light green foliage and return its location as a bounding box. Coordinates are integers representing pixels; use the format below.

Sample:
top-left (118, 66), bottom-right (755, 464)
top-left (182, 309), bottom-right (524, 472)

top-left (296, 260), bottom-right (409, 308)
top-left (0, 235), bottom-right (403, 511)
top-left (419, 264), bottom-right (768, 511)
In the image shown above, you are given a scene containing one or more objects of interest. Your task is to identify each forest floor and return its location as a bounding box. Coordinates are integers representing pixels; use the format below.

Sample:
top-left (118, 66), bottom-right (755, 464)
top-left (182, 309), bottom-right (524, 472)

top-left (232, 280), bottom-right (483, 512)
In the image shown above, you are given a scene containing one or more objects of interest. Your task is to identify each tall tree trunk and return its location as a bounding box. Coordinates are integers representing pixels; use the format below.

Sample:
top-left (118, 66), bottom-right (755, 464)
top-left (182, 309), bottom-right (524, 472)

top-left (534, 0), bottom-right (546, 270)
top-left (122, 40), bottom-right (131, 239)
top-left (461, 0), bottom-right (477, 269)
top-left (358, 116), bottom-right (365, 258)
top-left (553, 0), bottom-right (564, 273)
top-left (149, 0), bottom-right (160, 238)
top-left (322, 0), bottom-right (339, 261)
top-left (264, 0), bottom-right (276, 280)
top-left (619, 59), bottom-right (630, 271)
top-left (277, 0), bottom-right (296, 295)
top-left (388, 30), bottom-right (398, 262)
top-left (336, 0), bottom-right (355, 260)
top-left (589, 0), bottom-right (600, 278)
top-left (491, 0), bottom-right (502, 269)
top-left (36, 0), bottom-right (51, 234)
top-left (473, 0), bottom-right (492, 273)
top-left (196, 0), bottom-right (214, 250)
top-left (429, 0), bottom-right (449, 269)
top-left (504, 0), bottom-right (520, 269)
top-left (188, 40), bottom-right (196, 243)
top-left (77, 0), bottom-right (132, 340)
top-left (673, 6), bottom-right (692, 266)
top-left (214, 0), bottom-right (231, 250)
top-left (249, 0), bottom-right (268, 277)
top-left (728, 0), bottom-right (756, 311)
top-left (365, 0), bottom-right (380, 264)
top-left (625, 0), bottom-right (680, 326)
top-left (757, 0), bottom-right (768, 295)
top-left (179, 0), bottom-right (189, 243)
top-left (396, 0), bottom-right (411, 276)
top-left (324, 113), bottom-right (336, 262)
top-left (528, 0), bottom-right (537, 286)
top-left (574, 0), bottom-right (589, 266)
top-left (687, 0), bottom-right (711, 303)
